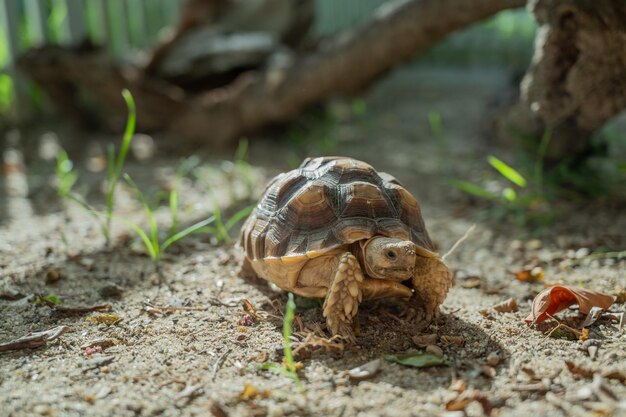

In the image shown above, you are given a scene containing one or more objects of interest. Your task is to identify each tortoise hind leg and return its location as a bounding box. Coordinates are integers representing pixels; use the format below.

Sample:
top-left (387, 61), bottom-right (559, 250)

top-left (323, 252), bottom-right (363, 342)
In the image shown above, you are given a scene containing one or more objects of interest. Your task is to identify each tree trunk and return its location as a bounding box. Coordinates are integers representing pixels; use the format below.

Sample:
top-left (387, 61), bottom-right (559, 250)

top-left (19, 0), bottom-right (525, 147)
top-left (504, 0), bottom-right (626, 161)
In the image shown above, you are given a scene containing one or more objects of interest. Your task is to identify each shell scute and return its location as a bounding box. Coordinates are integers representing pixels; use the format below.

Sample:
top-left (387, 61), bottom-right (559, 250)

top-left (240, 157), bottom-right (433, 260)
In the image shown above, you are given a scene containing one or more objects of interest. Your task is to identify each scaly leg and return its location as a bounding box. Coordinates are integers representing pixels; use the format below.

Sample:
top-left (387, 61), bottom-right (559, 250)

top-left (411, 249), bottom-right (453, 322)
top-left (323, 252), bottom-right (363, 342)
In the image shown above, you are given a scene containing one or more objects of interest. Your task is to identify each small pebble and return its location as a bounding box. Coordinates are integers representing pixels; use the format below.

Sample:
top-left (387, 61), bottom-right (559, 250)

top-left (412, 334), bottom-right (437, 347)
top-left (487, 352), bottom-right (501, 366)
top-left (525, 239), bottom-right (542, 250)
top-left (426, 345), bottom-right (443, 357)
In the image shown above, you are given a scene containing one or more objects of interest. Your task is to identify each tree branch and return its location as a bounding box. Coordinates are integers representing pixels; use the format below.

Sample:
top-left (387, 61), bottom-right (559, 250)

top-left (19, 0), bottom-right (525, 146)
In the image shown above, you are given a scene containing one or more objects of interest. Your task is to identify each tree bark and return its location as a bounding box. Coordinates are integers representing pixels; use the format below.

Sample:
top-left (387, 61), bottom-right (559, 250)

top-left (19, 0), bottom-right (525, 147)
top-left (504, 0), bottom-right (626, 161)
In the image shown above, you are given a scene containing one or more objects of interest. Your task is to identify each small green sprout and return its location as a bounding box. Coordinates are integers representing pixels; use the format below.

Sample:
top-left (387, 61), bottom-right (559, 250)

top-left (55, 89), bottom-right (137, 246)
top-left (103, 89), bottom-right (136, 246)
top-left (35, 294), bottom-right (62, 305)
top-left (123, 174), bottom-right (215, 263)
top-left (257, 293), bottom-right (302, 385)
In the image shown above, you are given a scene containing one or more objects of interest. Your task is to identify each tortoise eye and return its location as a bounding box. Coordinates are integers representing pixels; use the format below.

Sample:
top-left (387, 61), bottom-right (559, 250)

top-left (386, 250), bottom-right (397, 260)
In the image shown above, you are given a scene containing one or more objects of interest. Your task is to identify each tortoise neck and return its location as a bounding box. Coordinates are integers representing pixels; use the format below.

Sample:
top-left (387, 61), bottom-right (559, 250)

top-left (353, 239), bottom-right (379, 278)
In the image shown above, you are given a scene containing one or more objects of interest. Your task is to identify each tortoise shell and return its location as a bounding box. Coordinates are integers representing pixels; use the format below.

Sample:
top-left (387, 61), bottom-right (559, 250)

top-left (240, 157), bottom-right (434, 260)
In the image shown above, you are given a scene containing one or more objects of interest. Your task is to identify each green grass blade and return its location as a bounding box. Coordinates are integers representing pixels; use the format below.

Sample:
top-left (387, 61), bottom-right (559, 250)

top-left (283, 293), bottom-right (296, 373)
top-left (428, 110), bottom-right (443, 142)
top-left (177, 155), bottom-right (201, 178)
top-left (502, 187), bottom-right (517, 202)
top-left (115, 89), bottom-right (136, 175)
top-left (223, 204), bottom-right (255, 232)
top-left (487, 156), bottom-right (527, 187)
top-left (116, 215), bottom-right (158, 260)
top-left (55, 149), bottom-right (78, 197)
top-left (169, 189), bottom-right (179, 235)
top-left (162, 216), bottom-right (216, 251)
top-left (234, 138), bottom-right (249, 162)
top-left (124, 174), bottom-right (160, 259)
top-left (448, 180), bottom-right (497, 200)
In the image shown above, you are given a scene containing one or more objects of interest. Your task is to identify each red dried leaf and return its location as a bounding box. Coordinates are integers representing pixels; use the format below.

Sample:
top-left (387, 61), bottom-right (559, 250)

top-left (525, 285), bottom-right (616, 325)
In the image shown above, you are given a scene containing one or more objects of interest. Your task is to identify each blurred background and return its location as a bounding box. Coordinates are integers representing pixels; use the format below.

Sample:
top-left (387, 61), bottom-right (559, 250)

top-left (0, 0), bottom-right (624, 237)
top-left (0, 0), bottom-right (535, 121)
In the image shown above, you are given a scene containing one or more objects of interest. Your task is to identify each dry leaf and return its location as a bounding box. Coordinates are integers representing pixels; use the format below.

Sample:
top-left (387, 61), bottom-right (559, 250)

top-left (513, 266), bottom-right (544, 283)
top-left (525, 285), bottom-right (616, 325)
top-left (384, 353), bottom-right (447, 368)
top-left (86, 314), bottom-right (122, 325)
top-left (493, 297), bottom-right (518, 313)
top-left (565, 361), bottom-right (594, 379)
top-left (238, 384), bottom-right (271, 401)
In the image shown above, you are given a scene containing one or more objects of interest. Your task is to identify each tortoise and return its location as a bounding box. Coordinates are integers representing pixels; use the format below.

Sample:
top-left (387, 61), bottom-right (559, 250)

top-left (239, 156), bottom-right (452, 340)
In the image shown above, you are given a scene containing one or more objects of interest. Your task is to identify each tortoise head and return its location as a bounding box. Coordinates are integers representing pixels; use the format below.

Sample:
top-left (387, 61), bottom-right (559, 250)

top-left (360, 236), bottom-right (416, 281)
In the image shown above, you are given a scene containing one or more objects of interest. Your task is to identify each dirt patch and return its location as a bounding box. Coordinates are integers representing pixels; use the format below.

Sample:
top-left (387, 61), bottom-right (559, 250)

top-left (1, 66), bottom-right (625, 417)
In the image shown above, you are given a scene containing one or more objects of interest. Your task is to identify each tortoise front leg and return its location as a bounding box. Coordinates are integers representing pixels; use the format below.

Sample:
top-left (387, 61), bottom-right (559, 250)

top-left (411, 248), bottom-right (453, 322)
top-left (323, 252), bottom-right (363, 342)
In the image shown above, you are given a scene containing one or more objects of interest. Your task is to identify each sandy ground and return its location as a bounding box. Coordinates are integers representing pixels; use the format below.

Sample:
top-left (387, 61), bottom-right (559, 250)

top-left (1, 66), bottom-right (625, 417)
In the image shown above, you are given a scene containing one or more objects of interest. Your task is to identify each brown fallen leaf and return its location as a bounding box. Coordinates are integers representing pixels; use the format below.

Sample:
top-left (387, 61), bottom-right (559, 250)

top-left (493, 297), bottom-right (518, 313)
top-left (525, 285), bottom-right (616, 325)
top-left (238, 384), bottom-right (271, 401)
top-left (86, 314), bottom-right (122, 325)
top-left (565, 361), bottom-right (594, 379)
top-left (511, 266), bottom-right (544, 283)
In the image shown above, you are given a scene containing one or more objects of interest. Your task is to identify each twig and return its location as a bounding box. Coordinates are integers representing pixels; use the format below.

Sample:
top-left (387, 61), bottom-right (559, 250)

top-left (54, 303), bottom-right (112, 314)
top-left (175, 384), bottom-right (204, 408)
top-left (543, 313), bottom-right (584, 339)
top-left (0, 326), bottom-right (70, 352)
top-left (211, 349), bottom-right (231, 381)
top-left (442, 224), bottom-right (476, 262)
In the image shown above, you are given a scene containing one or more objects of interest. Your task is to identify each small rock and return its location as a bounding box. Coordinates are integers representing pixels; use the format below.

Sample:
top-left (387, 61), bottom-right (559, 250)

top-left (574, 248), bottom-right (590, 259)
top-left (412, 333), bottom-right (437, 347)
top-left (44, 268), bottom-right (63, 284)
top-left (347, 358), bottom-right (382, 381)
top-left (525, 239), bottom-right (542, 250)
top-left (426, 345), bottom-right (443, 357)
top-left (98, 283), bottom-right (123, 299)
top-left (486, 352), bottom-right (500, 366)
